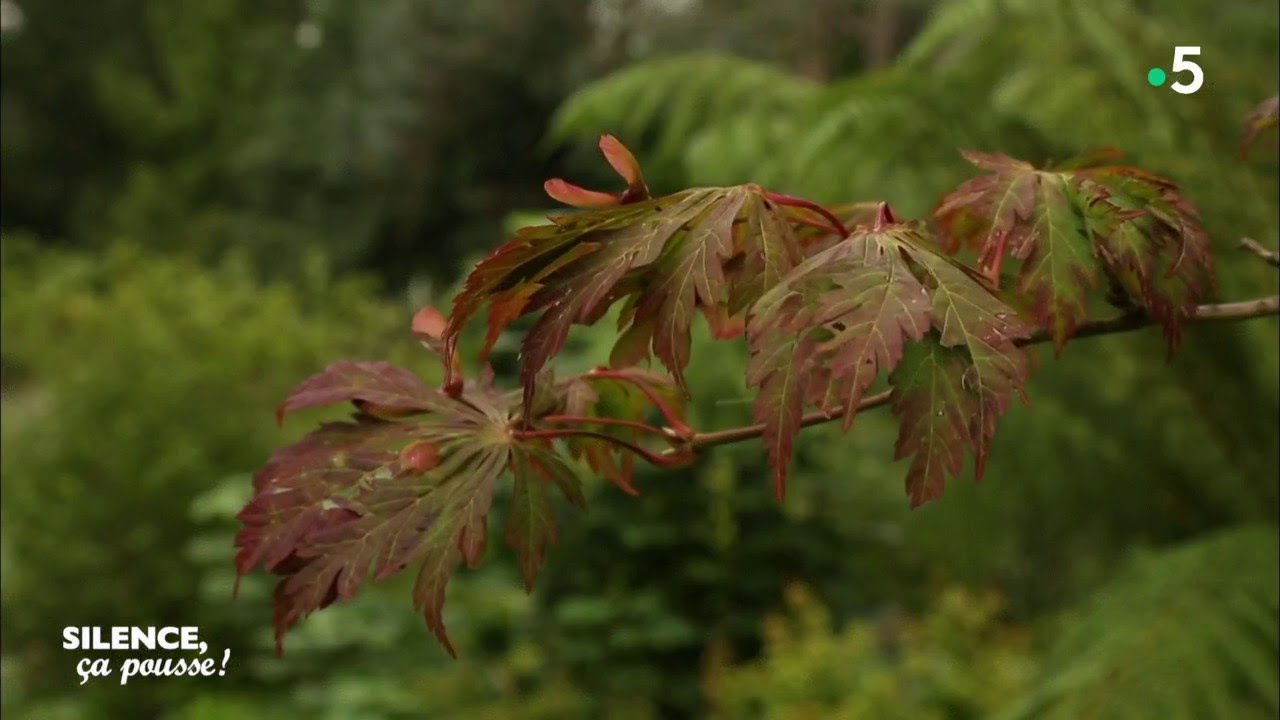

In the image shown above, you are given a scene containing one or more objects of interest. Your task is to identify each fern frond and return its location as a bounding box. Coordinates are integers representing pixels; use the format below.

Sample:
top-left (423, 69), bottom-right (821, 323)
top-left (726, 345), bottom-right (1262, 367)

top-left (550, 53), bottom-right (818, 180)
top-left (999, 525), bottom-right (1280, 720)
top-left (899, 0), bottom-right (1005, 66)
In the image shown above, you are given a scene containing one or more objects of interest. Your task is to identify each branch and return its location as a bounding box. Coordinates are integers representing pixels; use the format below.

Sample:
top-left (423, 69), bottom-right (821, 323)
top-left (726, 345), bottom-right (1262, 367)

top-left (668, 295), bottom-right (1280, 455)
top-left (1239, 238), bottom-right (1280, 267)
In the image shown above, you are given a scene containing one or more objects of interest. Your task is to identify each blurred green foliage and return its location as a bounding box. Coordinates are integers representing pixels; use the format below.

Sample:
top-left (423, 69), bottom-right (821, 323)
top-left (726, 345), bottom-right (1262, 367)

top-left (707, 585), bottom-right (1036, 719)
top-left (1, 0), bottom-right (1277, 717)
top-left (1002, 525), bottom-right (1279, 720)
top-left (0, 238), bottom-right (415, 716)
top-left (0, 0), bottom-right (598, 284)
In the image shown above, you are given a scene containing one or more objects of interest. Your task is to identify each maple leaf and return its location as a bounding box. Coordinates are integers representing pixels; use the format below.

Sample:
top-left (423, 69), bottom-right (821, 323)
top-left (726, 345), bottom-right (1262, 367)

top-left (444, 137), bottom-right (805, 407)
top-left (274, 359), bottom-right (451, 424)
top-left (1074, 166), bottom-right (1216, 348)
top-left (506, 445), bottom-right (579, 590)
top-left (935, 151), bottom-right (1214, 352)
top-left (889, 339), bottom-right (983, 506)
top-left (236, 361), bottom-right (583, 657)
top-left (748, 206), bottom-right (1031, 503)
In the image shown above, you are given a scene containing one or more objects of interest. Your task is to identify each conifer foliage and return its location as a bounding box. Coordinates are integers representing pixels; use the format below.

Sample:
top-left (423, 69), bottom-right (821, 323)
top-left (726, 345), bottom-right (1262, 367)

top-left (238, 135), bottom-right (1222, 655)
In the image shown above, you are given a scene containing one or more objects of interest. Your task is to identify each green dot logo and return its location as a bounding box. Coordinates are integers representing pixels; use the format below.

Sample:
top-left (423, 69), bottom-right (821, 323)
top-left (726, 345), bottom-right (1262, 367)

top-left (1147, 68), bottom-right (1167, 87)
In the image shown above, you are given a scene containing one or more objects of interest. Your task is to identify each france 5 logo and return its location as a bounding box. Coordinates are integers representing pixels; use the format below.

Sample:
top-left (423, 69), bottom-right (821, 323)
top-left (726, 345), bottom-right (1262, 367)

top-left (1147, 46), bottom-right (1203, 95)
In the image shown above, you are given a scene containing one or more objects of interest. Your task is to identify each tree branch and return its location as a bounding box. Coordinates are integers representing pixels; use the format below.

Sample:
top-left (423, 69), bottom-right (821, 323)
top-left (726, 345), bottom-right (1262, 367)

top-left (1239, 238), bottom-right (1280, 267)
top-left (666, 295), bottom-right (1280, 455)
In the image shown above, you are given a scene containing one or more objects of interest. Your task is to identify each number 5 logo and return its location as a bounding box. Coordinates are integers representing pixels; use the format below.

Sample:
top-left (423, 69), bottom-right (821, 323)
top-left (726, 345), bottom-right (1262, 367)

top-left (1170, 46), bottom-right (1203, 95)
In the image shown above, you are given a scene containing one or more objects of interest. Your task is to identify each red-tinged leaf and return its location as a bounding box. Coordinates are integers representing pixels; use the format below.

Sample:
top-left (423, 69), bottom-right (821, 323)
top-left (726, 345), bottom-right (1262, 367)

top-left (413, 542), bottom-right (463, 657)
top-left (1014, 174), bottom-right (1098, 351)
top-left (1052, 147), bottom-right (1127, 171)
top-left (747, 218), bottom-right (1027, 501)
top-left (413, 306), bottom-right (448, 344)
top-left (748, 227), bottom-right (929, 499)
top-left (935, 151), bottom-right (1214, 353)
top-left (480, 283), bottom-right (541, 361)
top-left (609, 316), bottom-right (656, 368)
top-left (934, 159), bottom-right (1037, 259)
top-left (542, 136), bottom-right (650, 209)
top-left (706, 306), bottom-right (745, 340)
top-left (277, 361), bottom-right (448, 425)
top-left (1240, 95), bottom-right (1279, 158)
top-left (446, 183), bottom-right (804, 406)
top-left (411, 305), bottom-right (456, 375)
top-left (935, 156), bottom-right (1095, 347)
top-left (238, 369), bottom-right (585, 657)
top-left (888, 339), bottom-right (977, 507)
top-left (599, 134), bottom-right (649, 202)
top-left (1075, 167), bottom-right (1216, 350)
top-left (905, 241), bottom-right (1032, 443)
top-left (506, 449), bottom-right (562, 591)
top-left (544, 179), bottom-right (621, 208)
top-left (888, 247), bottom-right (1031, 504)
top-left (747, 326), bottom-right (817, 502)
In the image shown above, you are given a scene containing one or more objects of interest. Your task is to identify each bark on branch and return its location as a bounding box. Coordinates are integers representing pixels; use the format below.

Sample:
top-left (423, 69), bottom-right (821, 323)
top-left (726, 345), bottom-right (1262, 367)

top-left (670, 295), bottom-right (1280, 454)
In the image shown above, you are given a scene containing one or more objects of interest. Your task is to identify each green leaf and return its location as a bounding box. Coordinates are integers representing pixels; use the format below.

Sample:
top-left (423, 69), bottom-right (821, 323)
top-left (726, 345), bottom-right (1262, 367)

top-left (1000, 526), bottom-right (1279, 720)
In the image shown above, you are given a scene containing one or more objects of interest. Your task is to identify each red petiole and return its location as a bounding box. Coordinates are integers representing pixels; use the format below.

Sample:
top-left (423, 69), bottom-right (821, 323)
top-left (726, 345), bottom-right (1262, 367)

top-left (540, 414), bottom-right (671, 437)
top-left (764, 190), bottom-right (848, 238)
top-left (512, 428), bottom-right (693, 468)
top-left (584, 368), bottom-right (694, 439)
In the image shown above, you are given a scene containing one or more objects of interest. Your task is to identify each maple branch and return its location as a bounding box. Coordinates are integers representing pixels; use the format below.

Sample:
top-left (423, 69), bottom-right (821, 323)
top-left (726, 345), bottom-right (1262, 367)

top-left (1239, 238), bottom-right (1280, 267)
top-left (1023, 295), bottom-right (1280, 344)
top-left (764, 190), bottom-right (848, 238)
top-left (667, 295), bottom-right (1280, 456)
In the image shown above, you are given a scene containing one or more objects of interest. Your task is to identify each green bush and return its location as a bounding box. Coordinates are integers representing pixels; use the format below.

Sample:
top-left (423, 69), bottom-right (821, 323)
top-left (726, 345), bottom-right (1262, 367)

top-left (706, 584), bottom-right (1036, 719)
top-left (0, 239), bottom-right (419, 717)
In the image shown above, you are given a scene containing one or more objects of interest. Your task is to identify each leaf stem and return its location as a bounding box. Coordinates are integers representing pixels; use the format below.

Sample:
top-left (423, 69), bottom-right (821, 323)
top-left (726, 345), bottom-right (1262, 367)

top-left (585, 368), bottom-right (694, 438)
top-left (513, 428), bottom-right (692, 468)
top-left (667, 295), bottom-right (1280, 456)
top-left (764, 191), bottom-right (848, 238)
top-left (789, 213), bottom-right (846, 236)
top-left (540, 414), bottom-right (673, 438)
